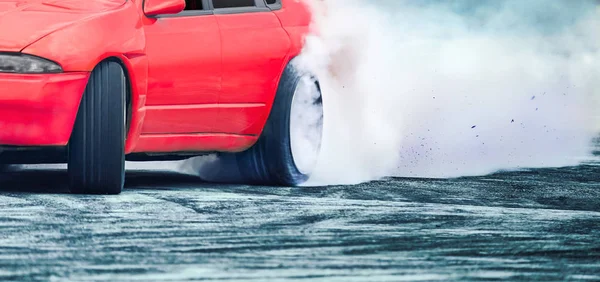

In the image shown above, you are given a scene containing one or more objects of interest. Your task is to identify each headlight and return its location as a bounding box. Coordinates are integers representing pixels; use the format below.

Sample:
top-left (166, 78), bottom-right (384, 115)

top-left (0, 53), bottom-right (62, 74)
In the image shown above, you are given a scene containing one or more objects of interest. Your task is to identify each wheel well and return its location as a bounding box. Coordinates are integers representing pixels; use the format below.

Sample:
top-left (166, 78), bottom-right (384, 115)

top-left (287, 56), bottom-right (321, 92)
top-left (288, 56), bottom-right (323, 102)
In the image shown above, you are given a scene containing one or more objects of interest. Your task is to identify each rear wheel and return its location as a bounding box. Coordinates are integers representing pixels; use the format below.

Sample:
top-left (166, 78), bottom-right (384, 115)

top-left (68, 60), bottom-right (126, 194)
top-left (195, 61), bottom-right (324, 186)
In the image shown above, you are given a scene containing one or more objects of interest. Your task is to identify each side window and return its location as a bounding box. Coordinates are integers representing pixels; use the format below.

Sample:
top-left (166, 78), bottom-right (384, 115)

top-left (184, 0), bottom-right (205, 10)
top-left (212, 0), bottom-right (256, 9)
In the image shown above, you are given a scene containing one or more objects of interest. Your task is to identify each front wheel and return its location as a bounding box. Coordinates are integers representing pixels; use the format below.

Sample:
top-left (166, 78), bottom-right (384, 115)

top-left (67, 60), bottom-right (126, 194)
top-left (195, 62), bottom-right (324, 186)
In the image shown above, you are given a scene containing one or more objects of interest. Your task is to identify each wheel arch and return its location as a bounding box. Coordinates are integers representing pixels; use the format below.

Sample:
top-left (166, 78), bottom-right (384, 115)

top-left (18, 1), bottom-right (149, 153)
top-left (77, 54), bottom-right (147, 154)
top-left (282, 55), bottom-right (323, 102)
top-left (253, 55), bottom-right (322, 144)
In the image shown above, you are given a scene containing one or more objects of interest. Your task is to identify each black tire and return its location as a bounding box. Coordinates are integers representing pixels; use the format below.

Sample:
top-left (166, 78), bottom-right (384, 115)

top-left (68, 60), bottom-right (126, 194)
top-left (195, 61), bottom-right (324, 186)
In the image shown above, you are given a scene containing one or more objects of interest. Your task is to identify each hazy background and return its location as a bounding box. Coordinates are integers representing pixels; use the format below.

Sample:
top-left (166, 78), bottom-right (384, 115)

top-left (295, 0), bottom-right (600, 185)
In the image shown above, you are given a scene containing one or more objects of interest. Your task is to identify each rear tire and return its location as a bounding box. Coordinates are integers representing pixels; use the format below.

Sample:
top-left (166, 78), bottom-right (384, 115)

top-left (195, 61), bottom-right (324, 186)
top-left (68, 60), bottom-right (126, 195)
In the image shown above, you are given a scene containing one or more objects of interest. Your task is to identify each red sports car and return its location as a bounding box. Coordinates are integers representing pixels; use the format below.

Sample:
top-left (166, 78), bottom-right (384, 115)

top-left (0, 0), bottom-right (324, 194)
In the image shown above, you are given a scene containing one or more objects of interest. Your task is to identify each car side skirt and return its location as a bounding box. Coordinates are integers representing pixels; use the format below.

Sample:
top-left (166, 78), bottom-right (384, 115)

top-left (132, 133), bottom-right (258, 154)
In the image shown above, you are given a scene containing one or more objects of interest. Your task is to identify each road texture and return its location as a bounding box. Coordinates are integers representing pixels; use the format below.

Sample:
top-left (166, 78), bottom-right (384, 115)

top-left (0, 160), bottom-right (599, 281)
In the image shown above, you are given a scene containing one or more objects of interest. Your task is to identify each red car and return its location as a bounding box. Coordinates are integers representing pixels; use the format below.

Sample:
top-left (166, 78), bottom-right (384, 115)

top-left (0, 0), bottom-right (324, 194)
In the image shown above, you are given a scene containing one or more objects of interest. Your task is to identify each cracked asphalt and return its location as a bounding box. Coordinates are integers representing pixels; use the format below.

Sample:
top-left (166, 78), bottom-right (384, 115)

top-left (0, 159), bottom-right (599, 281)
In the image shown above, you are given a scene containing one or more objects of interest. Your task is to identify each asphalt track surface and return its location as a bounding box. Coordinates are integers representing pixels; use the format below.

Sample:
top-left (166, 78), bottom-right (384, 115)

top-left (0, 158), bottom-right (599, 281)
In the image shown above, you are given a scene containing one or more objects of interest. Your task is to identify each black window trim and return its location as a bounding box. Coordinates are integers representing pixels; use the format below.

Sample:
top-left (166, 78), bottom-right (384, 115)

top-left (146, 0), bottom-right (279, 19)
top-left (210, 0), bottom-right (270, 14)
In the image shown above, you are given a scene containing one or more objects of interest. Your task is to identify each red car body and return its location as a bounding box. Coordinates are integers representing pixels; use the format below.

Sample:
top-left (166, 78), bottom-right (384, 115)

top-left (0, 0), bottom-right (312, 157)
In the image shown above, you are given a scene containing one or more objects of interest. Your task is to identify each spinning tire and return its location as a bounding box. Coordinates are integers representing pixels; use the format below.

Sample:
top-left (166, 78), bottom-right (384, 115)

top-left (196, 61), bottom-right (324, 186)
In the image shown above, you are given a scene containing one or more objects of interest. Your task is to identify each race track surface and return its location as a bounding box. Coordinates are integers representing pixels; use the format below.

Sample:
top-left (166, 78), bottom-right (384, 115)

top-left (0, 162), bottom-right (599, 281)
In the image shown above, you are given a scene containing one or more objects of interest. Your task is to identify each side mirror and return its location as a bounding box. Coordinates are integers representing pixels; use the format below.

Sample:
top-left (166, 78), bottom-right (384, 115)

top-left (143, 0), bottom-right (185, 16)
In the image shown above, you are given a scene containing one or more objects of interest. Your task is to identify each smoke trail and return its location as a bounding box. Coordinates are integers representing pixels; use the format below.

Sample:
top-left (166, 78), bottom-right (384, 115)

top-left (296, 0), bottom-right (600, 185)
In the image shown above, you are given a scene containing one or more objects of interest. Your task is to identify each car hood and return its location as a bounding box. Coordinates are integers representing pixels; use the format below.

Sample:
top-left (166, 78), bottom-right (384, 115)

top-left (0, 0), bottom-right (126, 52)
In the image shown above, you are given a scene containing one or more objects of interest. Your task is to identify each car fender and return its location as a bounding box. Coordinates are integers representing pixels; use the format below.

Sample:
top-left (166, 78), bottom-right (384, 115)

top-left (21, 0), bottom-right (149, 153)
top-left (273, 0), bottom-right (315, 87)
top-left (244, 0), bottom-right (313, 142)
top-left (275, 0), bottom-right (314, 58)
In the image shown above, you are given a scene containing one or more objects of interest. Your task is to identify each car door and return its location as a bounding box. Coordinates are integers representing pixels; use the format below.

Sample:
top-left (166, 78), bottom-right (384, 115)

top-left (142, 1), bottom-right (222, 135)
top-left (211, 0), bottom-right (291, 136)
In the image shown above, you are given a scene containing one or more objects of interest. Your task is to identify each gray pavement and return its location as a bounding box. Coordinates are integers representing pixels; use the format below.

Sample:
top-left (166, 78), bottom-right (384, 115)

top-left (0, 161), bottom-right (599, 281)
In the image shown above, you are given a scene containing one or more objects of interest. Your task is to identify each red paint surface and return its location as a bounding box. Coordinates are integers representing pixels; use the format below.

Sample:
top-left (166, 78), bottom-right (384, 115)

top-left (134, 133), bottom-right (258, 153)
top-left (0, 72), bottom-right (89, 145)
top-left (0, 0), bottom-right (312, 154)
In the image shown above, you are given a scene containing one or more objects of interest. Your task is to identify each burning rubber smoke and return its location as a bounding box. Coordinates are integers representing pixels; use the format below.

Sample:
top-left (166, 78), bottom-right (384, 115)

top-left (295, 0), bottom-right (600, 185)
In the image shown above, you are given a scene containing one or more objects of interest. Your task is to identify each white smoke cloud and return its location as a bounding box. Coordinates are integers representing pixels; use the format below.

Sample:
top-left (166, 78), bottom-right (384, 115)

top-left (296, 0), bottom-right (600, 185)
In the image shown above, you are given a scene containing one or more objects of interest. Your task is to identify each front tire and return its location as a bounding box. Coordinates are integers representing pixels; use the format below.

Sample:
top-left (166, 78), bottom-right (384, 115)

top-left (68, 60), bottom-right (126, 194)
